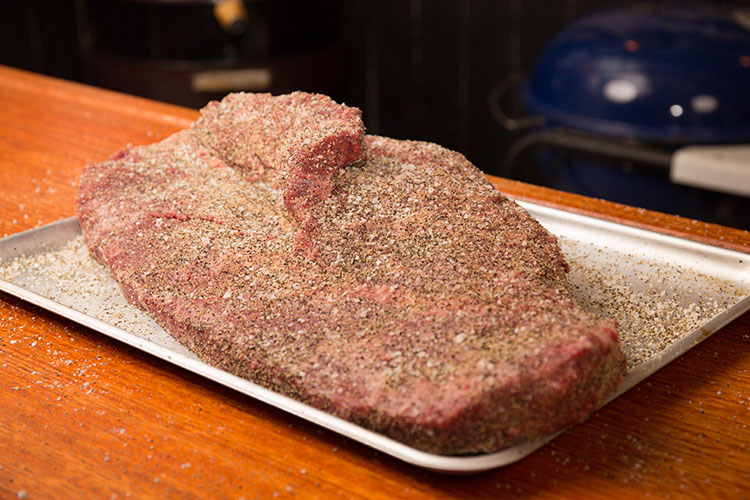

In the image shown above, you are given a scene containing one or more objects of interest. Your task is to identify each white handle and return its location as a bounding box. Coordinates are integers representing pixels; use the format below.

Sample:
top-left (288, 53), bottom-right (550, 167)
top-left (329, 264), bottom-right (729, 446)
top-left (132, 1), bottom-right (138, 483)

top-left (670, 144), bottom-right (750, 197)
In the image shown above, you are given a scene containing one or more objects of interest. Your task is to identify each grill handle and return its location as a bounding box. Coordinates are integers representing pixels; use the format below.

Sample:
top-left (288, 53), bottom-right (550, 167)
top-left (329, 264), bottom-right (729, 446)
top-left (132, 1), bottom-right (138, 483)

top-left (500, 128), bottom-right (672, 179)
top-left (487, 74), bottom-right (545, 132)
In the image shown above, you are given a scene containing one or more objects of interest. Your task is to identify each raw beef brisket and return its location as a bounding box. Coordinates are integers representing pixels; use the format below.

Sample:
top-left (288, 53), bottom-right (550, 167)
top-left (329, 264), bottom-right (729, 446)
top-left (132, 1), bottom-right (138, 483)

top-left (75, 92), bottom-right (625, 454)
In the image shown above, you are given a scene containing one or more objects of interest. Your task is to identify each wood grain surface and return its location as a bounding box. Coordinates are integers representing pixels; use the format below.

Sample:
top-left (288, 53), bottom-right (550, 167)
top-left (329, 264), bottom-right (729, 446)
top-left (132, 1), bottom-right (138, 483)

top-left (1, 66), bottom-right (749, 499)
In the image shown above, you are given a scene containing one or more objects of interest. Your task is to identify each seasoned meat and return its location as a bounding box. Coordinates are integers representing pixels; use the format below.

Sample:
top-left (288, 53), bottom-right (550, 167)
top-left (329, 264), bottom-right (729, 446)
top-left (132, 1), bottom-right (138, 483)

top-left (75, 92), bottom-right (625, 454)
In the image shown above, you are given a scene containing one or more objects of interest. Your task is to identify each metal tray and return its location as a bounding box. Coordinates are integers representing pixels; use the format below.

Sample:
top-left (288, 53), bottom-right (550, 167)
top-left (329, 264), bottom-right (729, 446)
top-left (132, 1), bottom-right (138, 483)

top-left (1, 202), bottom-right (749, 473)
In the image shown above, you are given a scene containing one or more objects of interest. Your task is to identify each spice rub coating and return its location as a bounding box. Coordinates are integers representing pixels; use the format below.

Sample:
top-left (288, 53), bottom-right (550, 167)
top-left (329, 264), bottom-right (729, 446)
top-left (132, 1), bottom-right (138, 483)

top-left (75, 92), bottom-right (625, 454)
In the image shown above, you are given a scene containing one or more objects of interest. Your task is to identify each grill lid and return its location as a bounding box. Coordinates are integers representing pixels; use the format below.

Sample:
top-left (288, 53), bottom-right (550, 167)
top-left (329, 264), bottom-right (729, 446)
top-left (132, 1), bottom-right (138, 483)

top-left (522, 5), bottom-right (750, 144)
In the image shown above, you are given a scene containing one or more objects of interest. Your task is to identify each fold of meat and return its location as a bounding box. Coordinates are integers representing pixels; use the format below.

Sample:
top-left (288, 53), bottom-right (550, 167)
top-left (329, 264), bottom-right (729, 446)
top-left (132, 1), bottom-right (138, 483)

top-left (75, 92), bottom-right (625, 454)
top-left (190, 91), bottom-right (364, 227)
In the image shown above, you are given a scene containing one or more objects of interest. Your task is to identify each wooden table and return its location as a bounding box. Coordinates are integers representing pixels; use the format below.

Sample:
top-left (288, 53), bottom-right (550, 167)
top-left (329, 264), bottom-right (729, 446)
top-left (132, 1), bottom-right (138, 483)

top-left (1, 65), bottom-right (749, 499)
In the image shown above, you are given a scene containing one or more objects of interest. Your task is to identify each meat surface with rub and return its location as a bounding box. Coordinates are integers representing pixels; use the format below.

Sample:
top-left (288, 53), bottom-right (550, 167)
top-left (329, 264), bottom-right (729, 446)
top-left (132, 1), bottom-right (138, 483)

top-left (75, 91), bottom-right (625, 454)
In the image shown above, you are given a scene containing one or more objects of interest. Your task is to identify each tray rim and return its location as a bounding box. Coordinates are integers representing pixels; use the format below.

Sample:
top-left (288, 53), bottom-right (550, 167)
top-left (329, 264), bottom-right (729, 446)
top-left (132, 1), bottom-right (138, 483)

top-left (1, 203), bottom-right (749, 473)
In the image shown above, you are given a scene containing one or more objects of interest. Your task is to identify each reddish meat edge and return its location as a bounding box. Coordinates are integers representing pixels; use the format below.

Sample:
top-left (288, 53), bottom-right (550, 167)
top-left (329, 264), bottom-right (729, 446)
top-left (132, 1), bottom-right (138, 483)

top-left (75, 91), bottom-right (626, 455)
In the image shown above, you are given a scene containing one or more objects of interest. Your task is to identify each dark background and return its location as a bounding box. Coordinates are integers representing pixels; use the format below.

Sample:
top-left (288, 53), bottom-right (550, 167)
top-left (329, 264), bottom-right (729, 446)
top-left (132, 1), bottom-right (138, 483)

top-left (0, 0), bottom-right (659, 175)
top-left (3, 0), bottom-right (750, 227)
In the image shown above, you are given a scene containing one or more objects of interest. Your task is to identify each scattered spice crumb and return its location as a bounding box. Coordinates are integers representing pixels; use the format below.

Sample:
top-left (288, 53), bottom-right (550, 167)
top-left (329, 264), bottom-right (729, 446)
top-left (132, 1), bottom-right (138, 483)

top-left (558, 236), bottom-right (748, 371)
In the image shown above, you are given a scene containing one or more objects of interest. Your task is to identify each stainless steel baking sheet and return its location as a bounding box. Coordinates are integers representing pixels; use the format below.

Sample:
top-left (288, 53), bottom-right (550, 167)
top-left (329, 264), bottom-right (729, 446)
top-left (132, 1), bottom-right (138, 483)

top-left (1, 202), bottom-right (749, 473)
